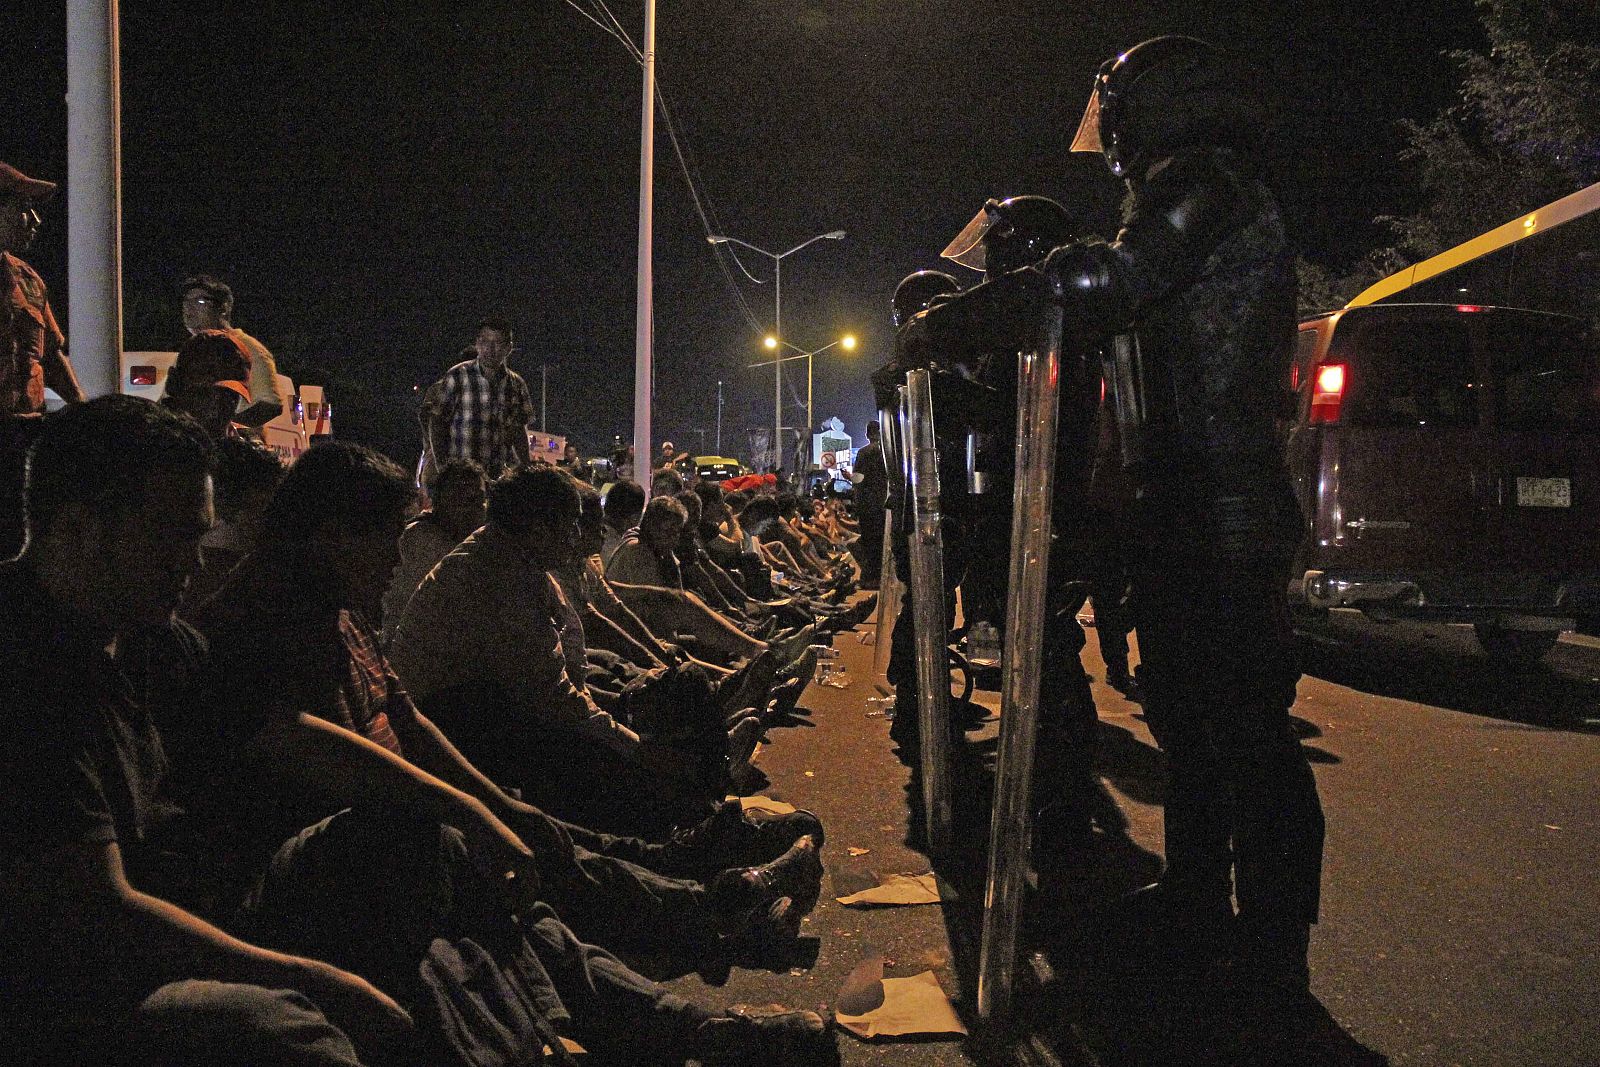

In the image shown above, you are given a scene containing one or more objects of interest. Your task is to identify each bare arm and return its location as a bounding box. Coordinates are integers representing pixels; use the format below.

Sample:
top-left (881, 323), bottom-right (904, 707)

top-left (248, 712), bottom-right (538, 894)
top-left (41, 344), bottom-right (86, 404)
top-left (12, 839), bottom-right (412, 1053)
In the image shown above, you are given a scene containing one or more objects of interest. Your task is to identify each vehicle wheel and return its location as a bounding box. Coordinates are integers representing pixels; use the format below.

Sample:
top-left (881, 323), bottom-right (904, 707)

top-left (947, 647), bottom-right (975, 706)
top-left (1472, 623), bottom-right (1559, 667)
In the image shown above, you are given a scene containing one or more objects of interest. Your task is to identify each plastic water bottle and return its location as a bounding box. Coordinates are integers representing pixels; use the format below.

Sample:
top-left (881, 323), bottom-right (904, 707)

top-left (970, 621), bottom-right (1001, 666)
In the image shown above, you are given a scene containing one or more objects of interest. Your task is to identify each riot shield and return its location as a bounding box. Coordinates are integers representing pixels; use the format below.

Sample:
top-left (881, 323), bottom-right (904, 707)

top-left (873, 397), bottom-right (907, 676)
top-left (905, 368), bottom-right (954, 860)
top-left (976, 302), bottom-right (1067, 1022)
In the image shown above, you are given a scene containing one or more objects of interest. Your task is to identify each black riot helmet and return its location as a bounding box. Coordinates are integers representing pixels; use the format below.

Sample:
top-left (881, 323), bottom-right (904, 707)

top-left (890, 270), bottom-right (961, 328)
top-left (1070, 35), bottom-right (1267, 179)
top-left (940, 195), bottom-right (1082, 278)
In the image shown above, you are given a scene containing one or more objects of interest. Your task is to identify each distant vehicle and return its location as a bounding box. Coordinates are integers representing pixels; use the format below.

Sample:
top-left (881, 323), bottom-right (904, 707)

top-left (118, 350), bottom-right (325, 463)
top-left (1285, 302), bottom-right (1600, 665)
top-left (695, 456), bottom-right (746, 482)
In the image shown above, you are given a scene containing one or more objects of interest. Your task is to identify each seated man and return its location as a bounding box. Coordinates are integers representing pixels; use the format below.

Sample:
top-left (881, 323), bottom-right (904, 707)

top-left (183, 435), bottom-right (284, 609)
top-left (599, 477), bottom-right (645, 568)
top-left (379, 456), bottom-right (486, 642)
top-left (557, 481), bottom-right (803, 726)
top-left (694, 479), bottom-right (750, 573)
top-left (1, 397), bottom-right (410, 1067)
top-left (674, 490), bottom-right (760, 618)
top-left (182, 442), bottom-right (837, 1063)
top-left (606, 494), bottom-right (689, 589)
top-left (389, 465), bottom-right (779, 841)
top-left (161, 328), bottom-right (255, 440)
top-left (602, 483), bottom-right (802, 665)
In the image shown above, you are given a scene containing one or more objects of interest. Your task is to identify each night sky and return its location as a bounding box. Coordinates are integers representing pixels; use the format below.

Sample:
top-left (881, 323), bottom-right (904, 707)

top-left (5, 1), bottom-right (1480, 462)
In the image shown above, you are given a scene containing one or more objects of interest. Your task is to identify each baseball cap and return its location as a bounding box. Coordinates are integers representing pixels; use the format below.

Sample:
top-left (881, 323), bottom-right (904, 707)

top-left (0, 163), bottom-right (57, 201)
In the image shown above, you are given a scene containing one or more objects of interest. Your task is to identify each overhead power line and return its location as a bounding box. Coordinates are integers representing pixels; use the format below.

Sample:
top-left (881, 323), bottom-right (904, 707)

top-left (557, 0), bottom-right (767, 335)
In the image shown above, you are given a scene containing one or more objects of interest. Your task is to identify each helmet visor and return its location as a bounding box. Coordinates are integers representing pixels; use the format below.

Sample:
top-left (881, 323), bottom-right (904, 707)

top-left (1069, 88), bottom-right (1103, 156)
top-left (940, 201), bottom-right (1002, 273)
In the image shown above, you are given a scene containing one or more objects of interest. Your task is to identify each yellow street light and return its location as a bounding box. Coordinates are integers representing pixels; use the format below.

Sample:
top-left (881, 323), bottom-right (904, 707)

top-left (841, 334), bottom-right (857, 350)
top-left (764, 335), bottom-right (779, 350)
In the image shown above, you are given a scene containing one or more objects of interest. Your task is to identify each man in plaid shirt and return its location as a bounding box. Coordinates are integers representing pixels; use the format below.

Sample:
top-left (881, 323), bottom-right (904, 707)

top-left (420, 319), bottom-right (533, 479)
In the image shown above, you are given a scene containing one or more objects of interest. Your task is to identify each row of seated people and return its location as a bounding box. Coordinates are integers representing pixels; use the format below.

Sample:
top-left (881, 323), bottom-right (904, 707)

top-left (1, 396), bottom-right (861, 1067)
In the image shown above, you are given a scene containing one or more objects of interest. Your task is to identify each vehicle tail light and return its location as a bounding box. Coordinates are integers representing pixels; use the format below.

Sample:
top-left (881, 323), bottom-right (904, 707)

top-left (1455, 304), bottom-right (1485, 313)
top-left (1310, 363), bottom-right (1345, 424)
top-left (129, 365), bottom-right (158, 386)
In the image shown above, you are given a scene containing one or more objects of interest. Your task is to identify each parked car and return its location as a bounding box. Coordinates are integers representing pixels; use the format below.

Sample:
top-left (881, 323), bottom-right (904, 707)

top-left (694, 456), bottom-right (746, 483)
top-left (1284, 302), bottom-right (1600, 664)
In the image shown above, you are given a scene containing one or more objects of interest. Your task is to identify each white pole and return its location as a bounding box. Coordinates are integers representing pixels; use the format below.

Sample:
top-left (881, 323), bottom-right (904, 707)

top-left (65, 0), bottom-right (123, 398)
top-left (806, 350), bottom-right (813, 470)
top-left (772, 257), bottom-right (782, 472)
top-left (632, 0), bottom-right (657, 492)
top-left (715, 379), bottom-right (723, 454)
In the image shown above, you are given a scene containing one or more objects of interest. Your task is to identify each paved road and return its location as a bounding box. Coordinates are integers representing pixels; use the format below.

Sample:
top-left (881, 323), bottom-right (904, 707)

top-left (666, 605), bottom-right (1600, 1066)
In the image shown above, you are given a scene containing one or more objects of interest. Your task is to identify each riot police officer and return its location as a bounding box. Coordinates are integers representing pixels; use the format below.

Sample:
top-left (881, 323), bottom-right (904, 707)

top-left (940, 195), bottom-right (1111, 846)
top-left (1036, 36), bottom-right (1324, 990)
top-left (875, 269), bottom-right (962, 753)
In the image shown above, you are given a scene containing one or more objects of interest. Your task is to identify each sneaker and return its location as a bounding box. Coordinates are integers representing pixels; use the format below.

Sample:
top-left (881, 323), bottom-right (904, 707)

top-left (720, 642), bottom-right (778, 715)
top-left (669, 799), bottom-right (826, 870)
top-left (771, 623), bottom-right (820, 663)
top-left (710, 834), bottom-right (823, 918)
top-left (726, 715), bottom-right (763, 777)
top-left (724, 893), bottom-right (804, 950)
top-left (774, 645), bottom-right (820, 689)
top-left (693, 1004), bottom-right (837, 1066)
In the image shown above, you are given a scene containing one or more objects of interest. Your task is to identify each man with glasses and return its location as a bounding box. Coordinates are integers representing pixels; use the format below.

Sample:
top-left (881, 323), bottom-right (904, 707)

top-left (179, 275), bottom-right (286, 429)
top-left (420, 319), bottom-right (533, 479)
top-left (1, 162), bottom-right (84, 418)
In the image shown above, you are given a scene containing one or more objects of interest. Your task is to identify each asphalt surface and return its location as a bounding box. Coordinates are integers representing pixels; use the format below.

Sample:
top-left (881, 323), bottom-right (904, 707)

top-left (665, 602), bottom-right (1600, 1067)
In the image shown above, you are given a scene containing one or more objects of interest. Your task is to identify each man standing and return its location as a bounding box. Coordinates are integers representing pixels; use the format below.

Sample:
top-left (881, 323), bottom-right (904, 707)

top-left (179, 275), bottom-right (285, 428)
top-left (0, 163), bottom-right (84, 418)
top-left (1050, 35), bottom-right (1325, 1005)
top-left (849, 420), bottom-right (887, 589)
top-left (420, 319), bottom-right (533, 479)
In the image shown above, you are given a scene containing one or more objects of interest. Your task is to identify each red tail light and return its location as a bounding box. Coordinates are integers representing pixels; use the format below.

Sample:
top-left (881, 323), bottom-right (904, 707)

top-left (1310, 363), bottom-right (1346, 424)
top-left (129, 365), bottom-right (158, 386)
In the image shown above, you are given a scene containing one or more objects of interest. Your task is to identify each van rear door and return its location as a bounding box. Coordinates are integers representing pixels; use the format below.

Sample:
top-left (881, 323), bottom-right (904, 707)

top-left (1480, 312), bottom-right (1600, 571)
top-left (1315, 310), bottom-right (1486, 570)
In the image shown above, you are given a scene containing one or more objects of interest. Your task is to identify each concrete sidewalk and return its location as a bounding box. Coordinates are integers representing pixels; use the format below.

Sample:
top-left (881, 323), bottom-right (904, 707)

top-left (664, 604), bottom-right (978, 1065)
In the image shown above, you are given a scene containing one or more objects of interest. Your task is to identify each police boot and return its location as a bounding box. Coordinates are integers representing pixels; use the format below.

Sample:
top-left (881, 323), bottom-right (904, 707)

top-left (1226, 735), bottom-right (1325, 991)
top-left (1029, 714), bottom-right (1102, 865)
top-left (1099, 742), bottom-right (1237, 978)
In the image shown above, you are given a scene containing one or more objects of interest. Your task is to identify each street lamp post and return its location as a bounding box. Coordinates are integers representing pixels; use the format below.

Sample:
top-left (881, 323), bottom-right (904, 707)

top-left (747, 333), bottom-right (856, 471)
top-left (715, 379), bottom-right (724, 455)
top-left (707, 229), bottom-right (845, 471)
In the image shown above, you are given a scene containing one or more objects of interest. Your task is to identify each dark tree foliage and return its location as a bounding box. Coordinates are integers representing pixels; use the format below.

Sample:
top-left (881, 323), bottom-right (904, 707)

top-left (1298, 0), bottom-right (1600, 314)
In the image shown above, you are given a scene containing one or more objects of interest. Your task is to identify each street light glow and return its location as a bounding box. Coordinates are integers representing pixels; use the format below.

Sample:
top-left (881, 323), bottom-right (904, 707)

top-left (764, 335), bottom-right (779, 350)
top-left (841, 334), bottom-right (857, 350)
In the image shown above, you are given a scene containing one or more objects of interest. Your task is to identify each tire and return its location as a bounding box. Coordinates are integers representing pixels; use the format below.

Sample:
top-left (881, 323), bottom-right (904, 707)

top-left (1473, 623), bottom-right (1559, 667)
top-left (947, 647), bottom-right (976, 706)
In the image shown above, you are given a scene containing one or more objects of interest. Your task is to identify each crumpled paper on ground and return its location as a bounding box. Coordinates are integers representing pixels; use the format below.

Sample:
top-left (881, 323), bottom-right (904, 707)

top-left (834, 955), bottom-right (966, 1040)
top-left (834, 872), bottom-right (943, 907)
top-left (729, 794), bottom-right (797, 816)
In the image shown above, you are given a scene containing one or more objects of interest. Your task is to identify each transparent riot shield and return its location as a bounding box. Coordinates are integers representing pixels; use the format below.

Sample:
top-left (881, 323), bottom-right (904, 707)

top-left (976, 305), bottom-right (1066, 1021)
top-left (872, 398), bottom-right (906, 676)
top-left (904, 368), bottom-right (954, 860)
